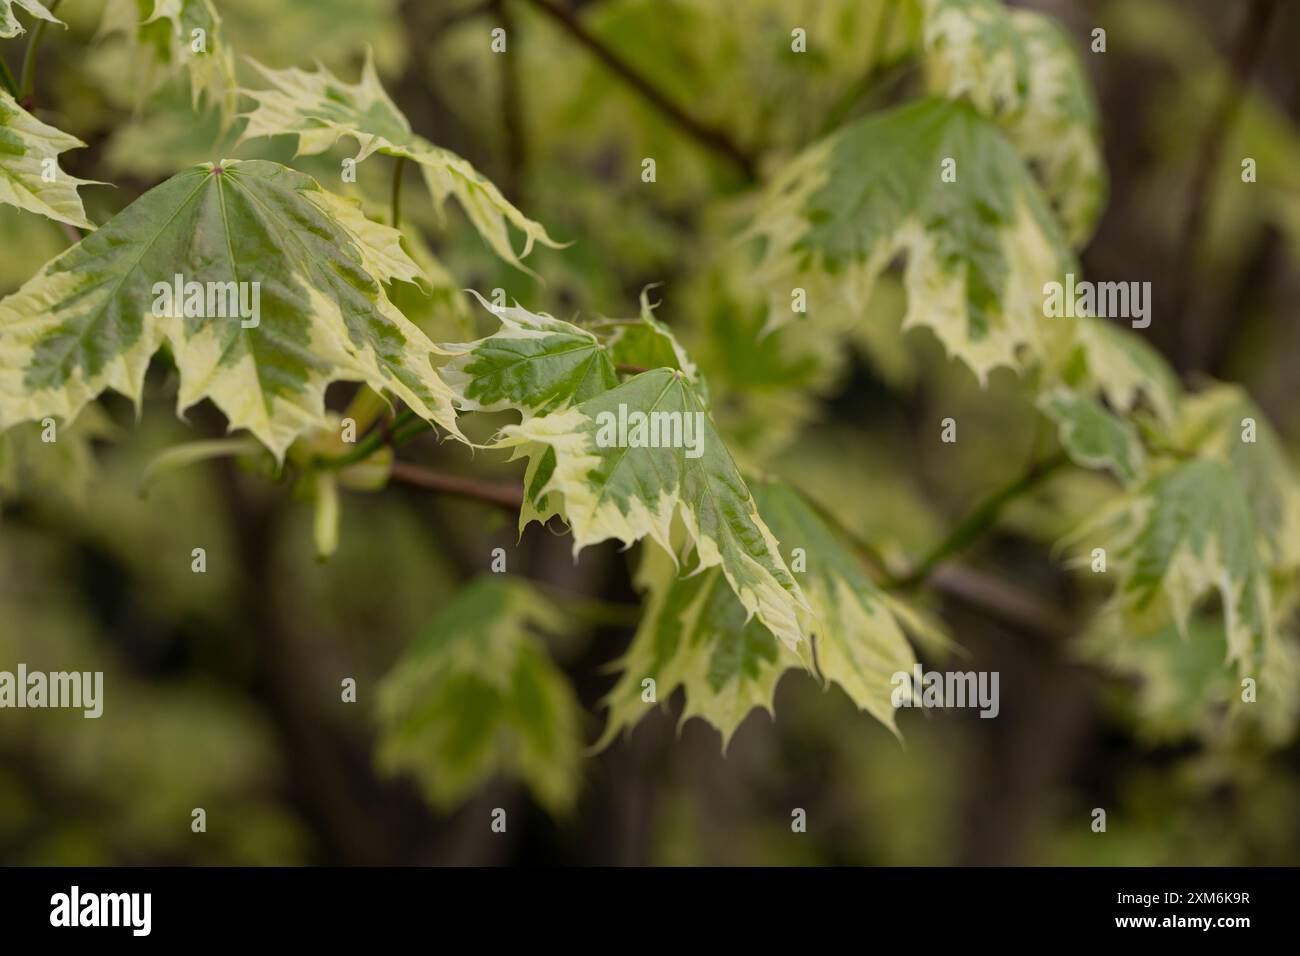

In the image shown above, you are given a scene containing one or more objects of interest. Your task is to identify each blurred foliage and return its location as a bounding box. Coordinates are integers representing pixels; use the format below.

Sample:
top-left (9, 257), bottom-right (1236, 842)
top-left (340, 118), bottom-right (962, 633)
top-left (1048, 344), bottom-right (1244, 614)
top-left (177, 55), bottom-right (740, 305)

top-left (0, 0), bottom-right (1298, 866)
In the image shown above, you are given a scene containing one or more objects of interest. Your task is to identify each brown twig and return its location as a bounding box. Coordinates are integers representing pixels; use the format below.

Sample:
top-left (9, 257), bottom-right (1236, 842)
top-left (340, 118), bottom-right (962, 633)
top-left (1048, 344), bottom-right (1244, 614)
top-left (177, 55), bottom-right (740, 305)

top-left (802, 478), bottom-right (1075, 640)
top-left (388, 460), bottom-right (525, 511)
top-left (522, 0), bottom-right (758, 182)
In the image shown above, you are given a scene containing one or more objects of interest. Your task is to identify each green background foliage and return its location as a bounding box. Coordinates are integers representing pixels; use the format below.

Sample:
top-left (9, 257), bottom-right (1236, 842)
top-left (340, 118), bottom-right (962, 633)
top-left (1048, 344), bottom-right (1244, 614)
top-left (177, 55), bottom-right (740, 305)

top-left (1, 0), bottom-right (1299, 865)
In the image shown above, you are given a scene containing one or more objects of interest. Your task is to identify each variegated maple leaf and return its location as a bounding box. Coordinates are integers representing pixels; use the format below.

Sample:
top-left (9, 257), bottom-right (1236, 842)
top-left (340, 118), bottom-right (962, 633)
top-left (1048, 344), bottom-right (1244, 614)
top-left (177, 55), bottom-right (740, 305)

top-left (440, 292), bottom-right (617, 419)
top-left (602, 288), bottom-right (701, 384)
top-left (1071, 317), bottom-right (1181, 428)
top-left (1039, 386), bottom-right (1145, 486)
top-left (239, 50), bottom-right (562, 271)
top-left (98, 0), bottom-right (238, 116)
top-left (1069, 460), bottom-right (1273, 673)
top-left (598, 480), bottom-right (930, 747)
top-left (0, 0), bottom-right (61, 39)
top-left (921, 0), bottom-right (1107, 245)
top-left (750, 97), bottom-right (1075, 385)
top-left (0, 90), bottom-right (98, 229)
top-left (0, 159), bottom-right (460, 458)
top-left (376, 576), bottom-right (584, 814)
top-left (499, 369), bottom-right (810, 652)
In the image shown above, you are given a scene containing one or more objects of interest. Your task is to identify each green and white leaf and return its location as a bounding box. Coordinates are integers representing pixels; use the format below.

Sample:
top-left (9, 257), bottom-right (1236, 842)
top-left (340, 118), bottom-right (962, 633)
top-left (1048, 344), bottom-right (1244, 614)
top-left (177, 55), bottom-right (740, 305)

top-left (1072, 317), bottom-right (1180, 427)
top-left (1067, 459), bottom-right (1274, 672)
top-left (1079, 611), bottom-right (1300, 746)
top-left (753, 480), bottom-right (921, 728)
top-left (751, 97), bottom-right (1074, 385)
top-left (921, 0), bottom-right (1106, 245)
top-left (597, 538), bottom-right (801, 749)
top-left (0, 90), bottom-right (97, 230)
top-left (1004, 10), bottom-right (1107, 246)
top-left (1039, 386), bottom-right (1145, 485)
top-left (376, 577), bottom-right (583, 814)
top-left (440, 292), bottom-right (616, 418)
top-left (0, 0), bottom-right (61, 39)
top-left (499, 369), bottom-right (809, 652)
top-left (598, 480), bottom-right (925, 747)
top-left (1171, 383), bottom-right (1300, 570)
top-left (98, 0), bottom-right (238, 116)
top-left (0, 159), bottom-right (461, 459)
top-left (239, 51), bottom-right (562, 271)
top-left (921, 0), bottom-right (1029, 120)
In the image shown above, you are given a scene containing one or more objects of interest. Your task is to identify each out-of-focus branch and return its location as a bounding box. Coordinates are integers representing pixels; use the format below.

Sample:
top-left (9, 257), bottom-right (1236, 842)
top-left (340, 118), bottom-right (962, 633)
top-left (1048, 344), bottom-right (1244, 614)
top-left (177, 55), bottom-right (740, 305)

top-left (388, 461), bottom-right (525, 511)
top-left (493, 0), bottom-right (527, 203)
top-left (522, 0), bottom-right (758, 182)
top-left (891, 453), bottom-right (1069, 591)
top-left (1171, 0), bottom-right (1277, 358)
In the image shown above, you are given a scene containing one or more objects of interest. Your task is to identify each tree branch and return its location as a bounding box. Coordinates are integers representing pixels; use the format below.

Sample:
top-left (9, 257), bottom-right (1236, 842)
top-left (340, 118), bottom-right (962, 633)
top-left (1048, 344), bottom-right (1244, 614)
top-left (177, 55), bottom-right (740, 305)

top-left (1170, 0), bottom-right (1277, 353)
top-left (494, 0), bottom-right (527, 203)
top-left (521, 0), bottom-right (758, 182)
top-left (388, 461), bottom-right (525, 510)
top-left (891, 453), bottom-right (1069, 590)
top-left (800, 474), bottom-right (1076, 640)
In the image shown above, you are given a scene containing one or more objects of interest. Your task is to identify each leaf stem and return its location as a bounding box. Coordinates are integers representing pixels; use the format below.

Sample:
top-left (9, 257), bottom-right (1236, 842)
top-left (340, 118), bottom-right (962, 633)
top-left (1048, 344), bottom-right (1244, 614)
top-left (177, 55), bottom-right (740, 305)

top-left (892, 453), bottom-right (1069, 590)
top-left (390, 155), bottom-right (407, 228)
top-left (521, 0), bottom-right (758, 182)
top-left (19, 0), bottom-right (62, 106)
top-left (317, 408), bottom-right (423, 469)
top-left (0, 54), bottom-right (18, 98)
top-left (614, 363), bottom-right (649, 375)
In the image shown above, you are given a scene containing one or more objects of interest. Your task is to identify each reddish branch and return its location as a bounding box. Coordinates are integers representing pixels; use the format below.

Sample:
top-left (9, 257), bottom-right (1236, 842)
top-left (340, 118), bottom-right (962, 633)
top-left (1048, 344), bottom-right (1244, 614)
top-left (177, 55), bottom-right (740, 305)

top-left (388, 461), bottom-right (525, 511)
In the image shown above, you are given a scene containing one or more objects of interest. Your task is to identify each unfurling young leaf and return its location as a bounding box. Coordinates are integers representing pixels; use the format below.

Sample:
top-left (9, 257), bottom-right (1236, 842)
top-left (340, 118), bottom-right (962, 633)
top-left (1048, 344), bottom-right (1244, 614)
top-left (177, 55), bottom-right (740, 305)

top-left (239, 50), bottom-right (562, 271)
top-left (603, 288), bottom-right (700, 384)
top-left (750, 97), bottom-right (1074, 385)
top-left (0, 90), bottom-right (98, 229)
top-left (0, 159), bottom-right (461, 459)
top-left (375, 577), bottom-right (584, 814)
top-left (0, 0), bottom-right (62, 39)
